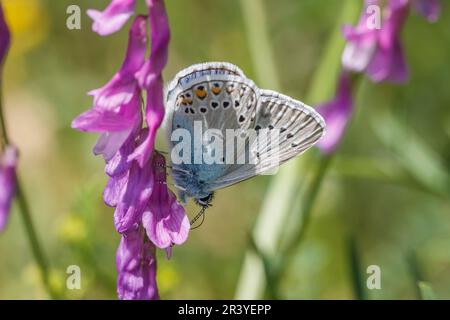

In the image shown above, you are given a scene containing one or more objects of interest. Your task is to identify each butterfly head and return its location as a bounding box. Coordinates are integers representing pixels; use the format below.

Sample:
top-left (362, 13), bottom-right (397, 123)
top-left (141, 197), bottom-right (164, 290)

top-left (194, 192), bottom-right (214, 209)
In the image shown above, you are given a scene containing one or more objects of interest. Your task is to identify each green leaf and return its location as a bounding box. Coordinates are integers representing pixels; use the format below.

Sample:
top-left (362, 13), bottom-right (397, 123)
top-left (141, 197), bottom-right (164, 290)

top-left (371, 110), bottom-right (450, 196)
top-left (418, 281), bottom-right (437, 300)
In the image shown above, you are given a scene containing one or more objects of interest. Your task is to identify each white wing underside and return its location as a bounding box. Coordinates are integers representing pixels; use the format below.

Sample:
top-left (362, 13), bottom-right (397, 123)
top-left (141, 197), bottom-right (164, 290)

top-left (165, 62), bottom-right (326, 193)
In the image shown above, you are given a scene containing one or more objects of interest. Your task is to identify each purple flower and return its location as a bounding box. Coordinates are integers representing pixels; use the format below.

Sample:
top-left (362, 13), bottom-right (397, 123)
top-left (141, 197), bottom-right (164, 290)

top-left (130, 0), bottom-right (170, 167)
top-left (342, 0), bottom-right (439, 83)
top-left (0, 146), bottom-right (18, 232)
top-left (116, 227), bottom-right (159, 300)
top-left (316, 73), bottom-right (353, 154)
top-left (111, 133), bottom-right (155, 233)
top-left (413, 0), bottom-right (440, 22)
top-left (342, 0), bottom-right (409, 83)
top-left (87, 0), bottom-right (136, 36)
top-left (72, 15), bottom-right (148, 161)
top-left (142, 152), bottom-right (190, 249)
top-left (77, 0), bottom-right (183, 300)
top-left (0, 3), bottom-right (10, 68)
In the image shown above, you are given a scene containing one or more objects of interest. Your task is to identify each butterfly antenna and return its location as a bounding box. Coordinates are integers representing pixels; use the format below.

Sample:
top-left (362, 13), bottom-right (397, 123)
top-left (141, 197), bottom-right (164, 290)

top-left (190, 206), bottom-right (207, 230)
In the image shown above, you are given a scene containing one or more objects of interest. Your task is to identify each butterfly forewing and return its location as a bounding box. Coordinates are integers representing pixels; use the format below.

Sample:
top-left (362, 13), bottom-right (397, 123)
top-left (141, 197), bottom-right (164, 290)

top-left (165, 62), bottom-right (326, 199)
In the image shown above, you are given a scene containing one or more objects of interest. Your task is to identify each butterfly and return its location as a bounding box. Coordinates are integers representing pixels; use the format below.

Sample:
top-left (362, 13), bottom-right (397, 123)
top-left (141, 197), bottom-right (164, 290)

top-left (165, 62), bottom-right (326, 222)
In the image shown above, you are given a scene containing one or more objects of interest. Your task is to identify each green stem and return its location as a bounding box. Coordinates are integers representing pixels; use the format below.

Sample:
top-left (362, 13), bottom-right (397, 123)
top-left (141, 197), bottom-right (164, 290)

top-left (348, 234), bottom-right (366, 300)
top-left (286, 155), bottom-right (332, 255)
top-left (0, 80), bottom-right (9, 147)
top-left (0, 79), bottom-right (58, 299)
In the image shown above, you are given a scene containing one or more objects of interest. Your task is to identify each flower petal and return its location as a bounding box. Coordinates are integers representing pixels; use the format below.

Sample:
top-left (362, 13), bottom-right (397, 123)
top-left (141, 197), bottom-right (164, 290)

top-left (0, 146), bottom-right (18, 232)
top-left (94, 129), bottom-right (134, 161)
top-left (367, 37), bottom-right (408, 83)
top-left (129, 0), bottom-right (170, 167)
top-left (316, 73), bottom-right (353, 154)
top-left (104, 171), bottom-right (129, 207)
top-left (413, 0), bottom-right (440, 22)
top-left (116, 228), bottom-right (159, 300)
top-left (87, 0), bottom-right (136, 36)
top-left (142, 153), bottom-right (190, 249)
top-left (114, 155), bottom-right (154, 233)
top-left (0, 4), bottom-right (10, 68)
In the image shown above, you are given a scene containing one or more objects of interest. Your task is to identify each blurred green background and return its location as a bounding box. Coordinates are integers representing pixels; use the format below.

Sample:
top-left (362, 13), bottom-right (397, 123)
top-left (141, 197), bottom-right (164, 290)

top-left (0, 0), bottom-right (449, 299)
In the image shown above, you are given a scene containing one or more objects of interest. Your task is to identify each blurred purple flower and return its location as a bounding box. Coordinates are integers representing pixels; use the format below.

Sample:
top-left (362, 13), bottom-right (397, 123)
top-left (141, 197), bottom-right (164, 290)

top-left (316, 73), bottom-right (353, 154)
top-left (87, 0), bottom-right (136, 36)
top-left (72, 15), bottom-right (148, 161)
top-left (0, 6), bottom-right (16, 232)
top-left (413, 0), bottom-right (440, 22)
top-left (342, 0), bottom-right (440, 83)
top-left (116, 227), bottom-right (159, 300)
top-left (142, 152), bottom-right (190, 249)
top-left (0, 4), bottom-right (10, 68)
top-left (321, 0), bottom-right (441, 153)
top-left (130, 0), bottom-right (170, 167)
top-left (0, 146), bottom-right (18, 232)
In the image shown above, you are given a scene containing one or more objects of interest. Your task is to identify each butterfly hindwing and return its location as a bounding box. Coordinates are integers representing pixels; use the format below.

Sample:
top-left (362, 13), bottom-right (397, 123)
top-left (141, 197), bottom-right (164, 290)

top-left (205, 90), bottom-right (326, 191)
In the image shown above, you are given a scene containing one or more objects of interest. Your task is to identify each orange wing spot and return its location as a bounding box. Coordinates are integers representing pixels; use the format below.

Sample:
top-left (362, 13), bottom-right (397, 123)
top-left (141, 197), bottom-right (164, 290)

top-left (212, 87), bottom-right (221, 95)
top-left (226, 86), bottom-right (235, 94)
top-left (180, 98), bottom-right (193, 105)
top-left (195, 89), bottom-right (207, 99)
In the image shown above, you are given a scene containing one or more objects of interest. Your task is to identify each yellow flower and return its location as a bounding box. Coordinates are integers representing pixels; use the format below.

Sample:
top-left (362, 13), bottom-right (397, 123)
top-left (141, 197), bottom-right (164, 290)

top-left (2, 0), bottom-right (48, 56)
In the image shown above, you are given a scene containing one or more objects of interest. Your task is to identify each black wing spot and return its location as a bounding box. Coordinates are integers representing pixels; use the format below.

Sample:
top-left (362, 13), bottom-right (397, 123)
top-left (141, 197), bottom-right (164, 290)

top-left (223, 101), bottom-right (230, 108)
top-left (287, 133), bottom-right (293, 139)
top-left (239, 115), bottom-right (246, 123)
top-left (211, 101), bottom-right (219, 109)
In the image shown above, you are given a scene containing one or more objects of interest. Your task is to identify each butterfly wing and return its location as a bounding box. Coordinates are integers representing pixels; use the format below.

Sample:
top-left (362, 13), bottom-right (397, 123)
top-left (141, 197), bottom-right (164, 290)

top-left (165, 62), bottom-right (260, 196)
top-left (204, 90), bottom-right (326, 191)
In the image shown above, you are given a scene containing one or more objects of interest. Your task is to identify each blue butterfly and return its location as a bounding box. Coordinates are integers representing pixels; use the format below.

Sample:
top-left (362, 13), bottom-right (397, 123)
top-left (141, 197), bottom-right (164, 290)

top-left (165, 62), bottom-right (325, 222)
